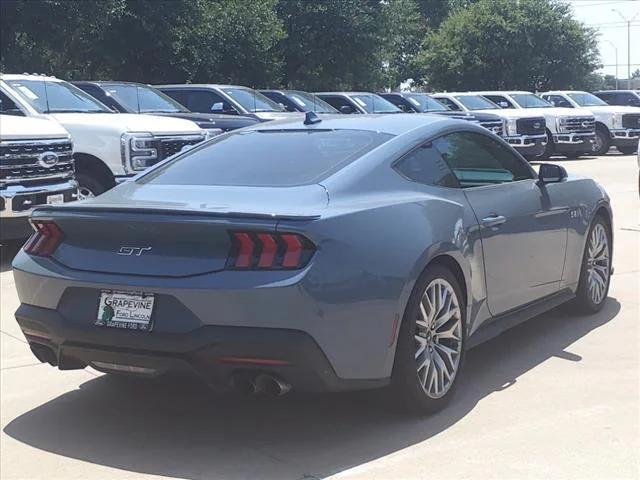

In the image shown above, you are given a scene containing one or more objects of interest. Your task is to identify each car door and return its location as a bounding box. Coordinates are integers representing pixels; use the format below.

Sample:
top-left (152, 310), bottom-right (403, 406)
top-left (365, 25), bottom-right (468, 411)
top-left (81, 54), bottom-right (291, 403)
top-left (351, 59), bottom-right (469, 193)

top-left (433, 131), bottom-right (569, 316)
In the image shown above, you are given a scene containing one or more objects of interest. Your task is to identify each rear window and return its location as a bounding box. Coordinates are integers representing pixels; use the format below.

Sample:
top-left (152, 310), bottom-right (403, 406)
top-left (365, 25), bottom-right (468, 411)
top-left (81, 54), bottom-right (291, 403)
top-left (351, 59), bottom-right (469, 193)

top-left (141, 129), bottom-right (394, 187)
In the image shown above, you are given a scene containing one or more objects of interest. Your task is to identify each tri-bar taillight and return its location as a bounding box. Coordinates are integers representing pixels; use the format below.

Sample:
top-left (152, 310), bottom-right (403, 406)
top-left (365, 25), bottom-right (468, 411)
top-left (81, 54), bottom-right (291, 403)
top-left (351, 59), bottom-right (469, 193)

top-left (227, 231), bottom-right (315, 270)
top-left (23, 220), bottom-right (63, 257)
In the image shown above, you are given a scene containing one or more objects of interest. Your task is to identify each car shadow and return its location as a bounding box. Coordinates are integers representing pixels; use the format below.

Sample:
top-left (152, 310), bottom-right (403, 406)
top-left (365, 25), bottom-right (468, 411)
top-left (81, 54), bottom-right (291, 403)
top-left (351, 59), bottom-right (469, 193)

top-left (0, 241), bottom-right (23, 273)
top-left (3, 298), bottom-right (621, 480)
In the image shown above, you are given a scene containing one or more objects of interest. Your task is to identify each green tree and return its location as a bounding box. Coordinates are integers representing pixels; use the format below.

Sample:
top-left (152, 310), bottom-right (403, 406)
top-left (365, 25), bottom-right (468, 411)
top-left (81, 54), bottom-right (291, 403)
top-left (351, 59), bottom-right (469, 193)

top-left (276, 0), bottom-right (388, 90)
top-left (415, 0), bottom-right (600, 91)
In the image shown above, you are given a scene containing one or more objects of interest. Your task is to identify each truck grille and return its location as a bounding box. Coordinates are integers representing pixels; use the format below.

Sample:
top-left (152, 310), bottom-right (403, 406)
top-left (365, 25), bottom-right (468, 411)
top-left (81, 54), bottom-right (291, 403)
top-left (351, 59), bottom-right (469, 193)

top-left (622, 114), bottom-right (640, 129)
top-left (155, 136), bottom-right (205, 162)
top-left (0, 139), bottom-right (74, 186)
top-left (516, 117), bottom-right (546, 135)
top-left (560, 116), bottom-right (595, 133)
top-left (479, 120), bottom-right (504, 136)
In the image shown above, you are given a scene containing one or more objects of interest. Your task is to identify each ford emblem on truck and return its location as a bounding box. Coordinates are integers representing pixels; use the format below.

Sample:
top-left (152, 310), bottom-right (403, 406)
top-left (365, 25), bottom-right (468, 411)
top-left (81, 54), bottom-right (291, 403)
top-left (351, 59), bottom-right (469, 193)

top-left (37, 151), bottom-right (59, 168)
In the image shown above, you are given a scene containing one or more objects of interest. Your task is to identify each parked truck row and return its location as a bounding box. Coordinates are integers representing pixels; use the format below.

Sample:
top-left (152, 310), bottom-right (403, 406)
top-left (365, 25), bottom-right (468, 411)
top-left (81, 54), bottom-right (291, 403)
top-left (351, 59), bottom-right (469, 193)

top-left (2, 72), bottom-right (639, 241)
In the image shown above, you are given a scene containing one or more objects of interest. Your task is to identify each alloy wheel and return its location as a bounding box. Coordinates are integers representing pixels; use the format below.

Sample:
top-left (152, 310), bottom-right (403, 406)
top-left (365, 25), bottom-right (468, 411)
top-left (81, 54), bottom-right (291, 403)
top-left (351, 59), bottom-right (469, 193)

top-left (414, 278), bottom-right (463, 399)
top-left (586, 223), bottom-right (610, 305)
top-left (77, 186), bottom-right (95, 200)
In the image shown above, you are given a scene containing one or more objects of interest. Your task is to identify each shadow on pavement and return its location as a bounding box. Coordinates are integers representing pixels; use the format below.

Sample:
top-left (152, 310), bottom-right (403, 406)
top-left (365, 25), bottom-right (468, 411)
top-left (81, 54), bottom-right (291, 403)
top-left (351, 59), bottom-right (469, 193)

top-left (4, 298), bottom-right (621, 480)
top-left (0, 241), bottom-right (23, 273)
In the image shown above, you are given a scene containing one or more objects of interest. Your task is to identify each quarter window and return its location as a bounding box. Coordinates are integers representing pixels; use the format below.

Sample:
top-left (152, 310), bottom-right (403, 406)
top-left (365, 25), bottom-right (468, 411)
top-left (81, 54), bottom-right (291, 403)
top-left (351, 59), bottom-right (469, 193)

top-left (394, 144), bottom-right (459, 188)
top-left (433, 132), bottom-right (533, 187)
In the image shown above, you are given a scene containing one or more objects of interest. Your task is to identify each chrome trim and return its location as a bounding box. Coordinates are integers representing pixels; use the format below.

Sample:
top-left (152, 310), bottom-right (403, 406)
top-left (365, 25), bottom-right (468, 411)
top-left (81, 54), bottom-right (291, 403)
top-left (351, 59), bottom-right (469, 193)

top-left (503, 133), bottom-right (547, 145)
top-left (2, 170), bottom-right (74, 184)
top-left (0, 160), bottom-right (74, 170)
top-left (121, 133), bottom-right (206, 174)
top-left (0, 179), bottom-right (78, 218)
top-left (554, 133), bottom-right (596, 144)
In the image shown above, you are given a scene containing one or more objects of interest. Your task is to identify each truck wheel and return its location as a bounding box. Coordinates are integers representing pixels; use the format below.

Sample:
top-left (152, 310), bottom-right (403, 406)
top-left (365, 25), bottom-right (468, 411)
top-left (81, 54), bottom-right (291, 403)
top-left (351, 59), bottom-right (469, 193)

top-left (391, 265), bottom-right (466, 414)
top-left (75, 172), bottom-right (108, 199)
top-left (591, 128), bottom-right (610, 156)
top-left (563, 152), bottom-right (581, 159)
top-left (538, 131), bottom-right (554, 160)
top-left (617, 145), bottom-right (637, 155)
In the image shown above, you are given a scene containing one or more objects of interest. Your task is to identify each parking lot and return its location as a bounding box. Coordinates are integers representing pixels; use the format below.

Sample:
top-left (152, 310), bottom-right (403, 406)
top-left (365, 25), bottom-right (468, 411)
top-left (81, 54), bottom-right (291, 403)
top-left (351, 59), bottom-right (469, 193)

top-left (0, 152), bottom-right (638, 480)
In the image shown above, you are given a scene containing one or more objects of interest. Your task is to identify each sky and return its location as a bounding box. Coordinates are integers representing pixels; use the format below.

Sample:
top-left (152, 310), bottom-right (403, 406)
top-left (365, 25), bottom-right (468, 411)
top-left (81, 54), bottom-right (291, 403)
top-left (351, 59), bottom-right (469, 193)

top-left (568, 0), bottom-right (640, 78)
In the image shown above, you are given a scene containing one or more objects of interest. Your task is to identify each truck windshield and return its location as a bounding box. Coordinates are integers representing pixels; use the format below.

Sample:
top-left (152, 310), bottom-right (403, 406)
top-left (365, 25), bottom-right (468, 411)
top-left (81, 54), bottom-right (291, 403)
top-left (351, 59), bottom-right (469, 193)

top-left (567, 92), bottom-right (608, 107)
top-left (454, 95), bottom-right (500, 110)
top-left (220, 87), bottom-right (285, 113)
top-left (6, 79), bottom-right (111, 114)
top-left (510, 93), bottom-right (553, 108)
top-left (285, 91), bottom-right (338, 113)
top-left (104, 84), bottom-right (188, 113)
top-left (406, 94), bottom-right (450, 112)
top-left (350, 94), bottom-right (402, 113)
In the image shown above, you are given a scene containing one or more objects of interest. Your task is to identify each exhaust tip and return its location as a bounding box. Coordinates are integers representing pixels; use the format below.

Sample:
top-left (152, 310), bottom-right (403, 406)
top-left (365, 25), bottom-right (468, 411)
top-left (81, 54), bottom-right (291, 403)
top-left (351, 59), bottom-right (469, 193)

top-left (254, 374), bottom-right (292, 396)
top-left (229, 372), bottom-right (257, 395)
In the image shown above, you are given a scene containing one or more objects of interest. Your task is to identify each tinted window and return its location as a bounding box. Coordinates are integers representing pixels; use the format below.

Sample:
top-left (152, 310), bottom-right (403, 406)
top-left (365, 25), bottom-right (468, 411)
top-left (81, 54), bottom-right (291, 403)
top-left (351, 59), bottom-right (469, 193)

top-left (435, 97), bottom-right (461, 111)
top-left (169, 90), bottom-right (235, 114)
top-left (284, 91), bottom-right (338, 113)
top-left (454, 95), bottom-right (500, 110)
top-left (567, 92), bottom-right (607, 107)
top-left (7, 79), bottom-right (111, 113)
top-left (483, 95), bottom-right (515, 109)
top-left (509, 93), bottom-right (552, 108)
top-left (349, 94), bottom-right (401, 113)
top-left (319, 95), bottom-right (359, 113)
top-left (405, 94), bottom-right (450, 112)
top-left (433, 132), bottom-right (532, 187)
top-left (394, 144), bottom-right (458, 188)
top-left (594, 92), bottom-right (612, 103)
top-left (617, 92), bottom-right (640, 106)
top-left (261, 91), bottom-right (296, 111)
top-left (142, 129), bottom-right (394, 187)
top-left (545, 95), bottom-right (573, 108)
top-left (220, 87), bottom-right (284, 112)
top-left (103, 84), bottom-right (187, 113)
top-left (0, 91), bottom-right (23, 115)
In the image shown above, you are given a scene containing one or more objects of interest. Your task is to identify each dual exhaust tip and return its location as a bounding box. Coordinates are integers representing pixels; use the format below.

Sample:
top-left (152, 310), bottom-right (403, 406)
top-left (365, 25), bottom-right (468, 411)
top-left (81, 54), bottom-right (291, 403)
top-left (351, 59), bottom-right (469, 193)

top-left (230, 372), bottom-right (291, 396)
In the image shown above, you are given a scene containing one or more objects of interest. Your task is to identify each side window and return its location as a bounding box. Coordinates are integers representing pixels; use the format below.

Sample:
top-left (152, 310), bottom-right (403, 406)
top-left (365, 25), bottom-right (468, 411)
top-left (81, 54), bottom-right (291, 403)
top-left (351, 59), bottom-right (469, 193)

top-left (433, 132), bottom-right (533, 187)
top-left (80, 85), bottom-right (121, 111)
top-left (484, 95), bottom-right (514, 109)
top-left (546, 95), bottom-right (572, 108)
top-left (394, 144), bottom-right (459, 188)
top-left (594, 92), bottom-right (611, 104)
top-left (0, 91), bottom-right (24, 116)
top-left (262, 92), bottom-right (295, 111)
top-left (435, 97), bottom-right (461, 111)
top-left (162, 89), bottom-right (187, 106)
top-left (619, 93), bottom-right (640, 106)
top-left (175, 90), bottom-right (235, 114)
top-left (321, 96), bottom-right (358, 113)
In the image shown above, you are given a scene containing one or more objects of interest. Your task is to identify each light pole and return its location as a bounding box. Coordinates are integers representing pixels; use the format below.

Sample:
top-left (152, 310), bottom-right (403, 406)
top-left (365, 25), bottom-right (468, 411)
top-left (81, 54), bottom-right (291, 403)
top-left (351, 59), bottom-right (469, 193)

top-left (612, 8), bottom-right (639, 88)
top-left (603, 39), bottom-right (619, 89)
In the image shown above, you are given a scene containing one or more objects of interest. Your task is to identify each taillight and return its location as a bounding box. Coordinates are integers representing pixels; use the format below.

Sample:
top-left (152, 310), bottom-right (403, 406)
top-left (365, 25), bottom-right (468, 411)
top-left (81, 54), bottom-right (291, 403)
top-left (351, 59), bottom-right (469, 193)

top-left (227, 231), bottom-right (315, 270)
top-left (23, 220), bottom-right (63, 257)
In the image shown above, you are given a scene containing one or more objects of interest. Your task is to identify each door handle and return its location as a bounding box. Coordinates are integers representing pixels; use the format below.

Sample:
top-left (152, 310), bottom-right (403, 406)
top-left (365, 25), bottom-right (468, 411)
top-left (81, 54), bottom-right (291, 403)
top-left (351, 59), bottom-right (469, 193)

top-left (481, 214), bottom-right (507, 228)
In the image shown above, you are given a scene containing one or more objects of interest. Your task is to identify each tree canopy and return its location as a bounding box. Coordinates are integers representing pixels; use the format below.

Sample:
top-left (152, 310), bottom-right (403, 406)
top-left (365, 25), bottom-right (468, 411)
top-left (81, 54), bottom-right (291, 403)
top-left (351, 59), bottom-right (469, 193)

top-left (1, 0), bottom-right (603, 92)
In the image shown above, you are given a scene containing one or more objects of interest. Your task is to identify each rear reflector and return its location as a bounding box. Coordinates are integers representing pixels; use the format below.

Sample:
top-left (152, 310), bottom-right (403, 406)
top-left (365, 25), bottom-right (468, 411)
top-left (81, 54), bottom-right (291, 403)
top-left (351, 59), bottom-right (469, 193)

top-left (23, 220), bottom-right (63, 257)
top-left (216, 356), bottom-right (291, 366)
top-left (227, 231), bottom-right (315, 270)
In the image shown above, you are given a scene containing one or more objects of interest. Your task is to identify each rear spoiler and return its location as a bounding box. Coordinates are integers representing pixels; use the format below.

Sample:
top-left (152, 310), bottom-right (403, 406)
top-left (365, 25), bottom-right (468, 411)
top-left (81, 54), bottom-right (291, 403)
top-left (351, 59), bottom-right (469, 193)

top-left (31, 205), bottom-right (321, 222)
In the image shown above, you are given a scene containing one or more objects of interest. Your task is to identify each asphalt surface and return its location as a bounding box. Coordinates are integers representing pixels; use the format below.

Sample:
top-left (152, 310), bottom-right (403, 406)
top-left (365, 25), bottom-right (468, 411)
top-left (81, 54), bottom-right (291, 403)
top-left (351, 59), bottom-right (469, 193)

top-left (1, 153), bottom-right (638, 480)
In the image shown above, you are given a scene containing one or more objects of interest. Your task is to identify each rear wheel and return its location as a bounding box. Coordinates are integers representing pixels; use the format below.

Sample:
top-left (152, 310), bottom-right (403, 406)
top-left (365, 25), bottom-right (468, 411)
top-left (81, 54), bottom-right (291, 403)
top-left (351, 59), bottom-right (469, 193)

top-left (617, 145), bottom-right (637, 155)
top-left (391, 265), bottom-right (466, 414)
top-left (569, 216), bottom-right (612, 314)
top-left (591, 128), bottom-right (610, 156)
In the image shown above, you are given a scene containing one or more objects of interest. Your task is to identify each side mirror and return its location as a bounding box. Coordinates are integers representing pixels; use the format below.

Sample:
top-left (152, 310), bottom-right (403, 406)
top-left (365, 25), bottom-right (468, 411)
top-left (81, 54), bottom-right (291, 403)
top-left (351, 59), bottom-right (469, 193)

top-left (339, 105), bottom-right (355, 114)
top-left (538, 163), bottom-right (567, 184)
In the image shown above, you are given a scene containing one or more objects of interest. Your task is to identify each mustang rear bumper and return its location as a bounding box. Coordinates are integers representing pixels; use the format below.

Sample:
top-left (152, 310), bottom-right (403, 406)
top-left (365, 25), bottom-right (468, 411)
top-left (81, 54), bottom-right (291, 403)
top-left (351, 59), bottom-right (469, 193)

top-left (15, 303), bottom-right (389, 392)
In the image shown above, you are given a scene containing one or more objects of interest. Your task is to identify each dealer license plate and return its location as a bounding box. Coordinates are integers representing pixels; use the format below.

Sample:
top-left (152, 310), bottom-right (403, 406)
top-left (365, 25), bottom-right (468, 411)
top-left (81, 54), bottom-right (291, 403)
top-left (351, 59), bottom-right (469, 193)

top-left (96, 290), bottom-right (155, 331)
top-left (46, 194), bottom-right (64, 205)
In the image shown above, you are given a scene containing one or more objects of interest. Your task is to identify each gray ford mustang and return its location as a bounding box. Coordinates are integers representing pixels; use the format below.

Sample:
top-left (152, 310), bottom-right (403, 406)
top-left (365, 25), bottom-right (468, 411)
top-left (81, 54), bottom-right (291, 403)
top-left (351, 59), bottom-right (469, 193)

top-left (12, 113), bottom-right (612, 413)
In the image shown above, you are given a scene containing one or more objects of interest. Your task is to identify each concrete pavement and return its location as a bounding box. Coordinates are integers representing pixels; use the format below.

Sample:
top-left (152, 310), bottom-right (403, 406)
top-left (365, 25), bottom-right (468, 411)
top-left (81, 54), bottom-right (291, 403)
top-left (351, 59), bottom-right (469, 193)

top-left (1, 153), bottom-right (638, 480)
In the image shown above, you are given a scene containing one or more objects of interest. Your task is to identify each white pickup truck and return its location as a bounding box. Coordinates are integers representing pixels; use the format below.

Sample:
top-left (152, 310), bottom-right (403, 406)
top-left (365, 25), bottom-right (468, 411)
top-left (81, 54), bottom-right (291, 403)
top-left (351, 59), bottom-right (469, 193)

top-left (431, 92), bottom-right (547, 160)
top-left (0, 74), bottom-right (206, 198)
top-left (540, 91), bottom-right (640, 155)
top-left (476, 91), bottom-right (596, 159)
top-left (0, 115), bottom-right (78, 240)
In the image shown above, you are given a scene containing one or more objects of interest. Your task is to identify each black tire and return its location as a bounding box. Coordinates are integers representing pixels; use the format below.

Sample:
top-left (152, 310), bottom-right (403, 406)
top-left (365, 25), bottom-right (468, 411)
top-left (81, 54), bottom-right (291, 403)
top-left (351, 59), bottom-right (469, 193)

top-left (591, 128), bottom-right (610, 156)
top-left (617, 145), bottom-right (637, 155)
top-left (568, 215), bottom-right (612, 314)
top-left (563, 152), bottom-right (582, 159)
top-left (538, 130), bottom-right (554, 161)
top-left (390, 264), bottom-right (466, 414)
top-left (75, 172), bottom-right (109, 199)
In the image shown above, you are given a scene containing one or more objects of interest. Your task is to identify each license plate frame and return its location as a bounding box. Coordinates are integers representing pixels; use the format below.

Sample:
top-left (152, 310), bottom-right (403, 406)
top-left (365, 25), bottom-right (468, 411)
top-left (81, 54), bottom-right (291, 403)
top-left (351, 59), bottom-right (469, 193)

top-left (46, 193), bottom-right (64, 205)
top-left (96, 290), bottom-right (155, 331)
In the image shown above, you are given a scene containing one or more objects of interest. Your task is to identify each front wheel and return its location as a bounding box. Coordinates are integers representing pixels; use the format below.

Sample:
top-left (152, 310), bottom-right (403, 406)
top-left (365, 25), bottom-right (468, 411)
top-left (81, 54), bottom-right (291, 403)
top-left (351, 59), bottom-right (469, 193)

top-left (391, 265), bottom-right (466, 414)
top-left (617, 145), bottom-right (637, 155)
top-left (538, 131), bottom-right (554, 161)
top-left (591, 129), bottom-right (610, 156)
top-left (569, 216), bottom-right (612, 314)
top-left (75, 172), bottom-right (108, 200)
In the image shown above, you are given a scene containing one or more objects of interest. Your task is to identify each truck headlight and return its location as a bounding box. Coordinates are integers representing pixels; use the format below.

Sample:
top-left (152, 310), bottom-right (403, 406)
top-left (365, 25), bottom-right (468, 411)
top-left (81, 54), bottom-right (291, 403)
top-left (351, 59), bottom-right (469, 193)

top-left (556, 117), bottom-right (567, 133)
top-left (121, 133), bottom-right (158, 173)
top-left (506, 119), bottom-right (518, 136)
top-left (611, 113), bottom-right (622, 129)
